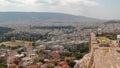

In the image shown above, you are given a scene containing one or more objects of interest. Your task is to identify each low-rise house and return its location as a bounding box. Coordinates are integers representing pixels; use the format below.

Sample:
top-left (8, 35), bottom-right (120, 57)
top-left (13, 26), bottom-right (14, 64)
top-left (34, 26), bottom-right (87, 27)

top-left (41, 63), bottom-right (54, 68)
top-left (38, 54), bottom-right (45, 59)
top-left (51, 51), bottom-right (60, 58)
top-left (38, 45), bottom-right (46, 50)
top-left (64, 57), bottom-right (75, 61)
top-left (52, 45), bottom-right (64, 51)
top-left (15, 54), bottom-right (24, 58)
top-left (29, 54), bottom-right (38, 58)
top-left (25, 43), bottom-right (33, 55)
top-left (22, 57), bottom-right (33, 66)
top-left (9, 58), bottom-right (23, 68)
top-left (0, 55), bottom-right (6, 63)
top-left (9, 63), bottom-right (16, 68)
top-left (27, 65), bottom-right (39, 68)
top-left (58, 61), bottom-right (69, 68)
top-left (49, 58), bottom-right (61, 62)
top-left (8, 50), bottom-right (18, 57)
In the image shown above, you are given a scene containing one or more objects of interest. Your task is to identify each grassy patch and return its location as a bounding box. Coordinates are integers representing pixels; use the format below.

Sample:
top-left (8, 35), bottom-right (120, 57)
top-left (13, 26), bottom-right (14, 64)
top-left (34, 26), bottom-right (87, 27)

top-left (0, 40), bottom-right (32, 47)
top-left (0, 63), bottom-right (6, 68)
top-left (97, 37), bottom-right (110, 43)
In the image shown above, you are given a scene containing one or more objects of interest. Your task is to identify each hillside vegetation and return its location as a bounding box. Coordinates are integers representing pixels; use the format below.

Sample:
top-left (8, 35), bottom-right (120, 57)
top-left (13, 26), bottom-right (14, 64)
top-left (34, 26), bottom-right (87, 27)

top-left (0, 27), bottom-right (14, 35)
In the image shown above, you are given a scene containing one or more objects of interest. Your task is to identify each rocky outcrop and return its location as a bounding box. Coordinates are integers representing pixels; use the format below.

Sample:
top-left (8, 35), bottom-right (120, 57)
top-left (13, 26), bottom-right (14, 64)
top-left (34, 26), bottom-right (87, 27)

top-left (74, 53), bottom-right (94, 68)
top-left (74, 32), bottom-right (120, 68)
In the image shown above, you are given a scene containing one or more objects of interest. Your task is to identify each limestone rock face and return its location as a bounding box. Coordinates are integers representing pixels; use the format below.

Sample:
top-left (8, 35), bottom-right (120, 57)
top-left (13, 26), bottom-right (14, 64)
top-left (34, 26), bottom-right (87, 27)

top-left (74, 32), bottom-right (120, 68)
top-left (74, 53), bottom-right (93, 68)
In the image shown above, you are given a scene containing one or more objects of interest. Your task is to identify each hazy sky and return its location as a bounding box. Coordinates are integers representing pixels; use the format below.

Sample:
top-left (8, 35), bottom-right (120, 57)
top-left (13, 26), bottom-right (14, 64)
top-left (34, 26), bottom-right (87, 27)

top-left (0, 0), bottom-right (120, 20)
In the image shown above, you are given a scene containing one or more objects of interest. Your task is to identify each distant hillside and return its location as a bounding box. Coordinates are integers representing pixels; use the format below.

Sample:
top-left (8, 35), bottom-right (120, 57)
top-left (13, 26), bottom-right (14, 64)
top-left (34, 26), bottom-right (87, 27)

top-left (0, 27), bottom-right (14, 35)
top-left (0, 12), bottom-right (103, 23)
top-left (104, 20), bottom-right (120, 24)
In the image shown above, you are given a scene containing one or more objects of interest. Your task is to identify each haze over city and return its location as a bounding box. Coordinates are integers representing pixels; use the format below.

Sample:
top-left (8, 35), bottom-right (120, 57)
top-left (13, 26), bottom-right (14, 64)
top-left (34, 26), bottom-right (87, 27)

top-left (0, 0), bottom-right (120, 68)
top-left (0, 0), bottom-right (120, 19)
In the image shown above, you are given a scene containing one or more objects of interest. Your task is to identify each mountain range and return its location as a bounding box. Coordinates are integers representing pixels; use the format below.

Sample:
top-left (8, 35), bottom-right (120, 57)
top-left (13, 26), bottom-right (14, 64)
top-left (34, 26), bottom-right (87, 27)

top-left (0, 12), bottom-right (103, 23)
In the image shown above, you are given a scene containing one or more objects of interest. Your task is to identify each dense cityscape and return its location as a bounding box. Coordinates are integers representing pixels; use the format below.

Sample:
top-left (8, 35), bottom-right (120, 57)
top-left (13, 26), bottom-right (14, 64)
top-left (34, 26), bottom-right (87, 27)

top-left (0, 23), bottom-right (89, 68)
top-left (0, 0), bottom-right (120, 68)
top-left (0, 20), bottom-right (120, 68)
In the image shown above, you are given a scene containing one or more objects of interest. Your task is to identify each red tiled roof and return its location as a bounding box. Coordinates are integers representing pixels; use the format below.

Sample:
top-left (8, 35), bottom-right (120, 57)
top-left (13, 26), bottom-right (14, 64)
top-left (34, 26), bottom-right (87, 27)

top-left (9, 63), bottom-right (16, 68)
top-left (9, 58), bottom-right (23, 66)
top-left (62, 65), bottom-right (69, 68)
top-left (50, 58), bottom-right (61, 62)
top-left (59, 61), bottom-right (68, 65)
top-left (59, 62), bottom-right (69, 68)
top-left (18, 61), bottom-right (23, 65)
top-left (9, 58), bottom-right (16, 64)
top-left (8, 50), bottom-right (18, 56)
top-left (52, 51), bottom-right (60, 57)
top-left (0, 57), bottom-right (5, 61)
top-left (27, 65), bottom-right (38, 68)
top-left (55, 66), bottom-right (62, 68)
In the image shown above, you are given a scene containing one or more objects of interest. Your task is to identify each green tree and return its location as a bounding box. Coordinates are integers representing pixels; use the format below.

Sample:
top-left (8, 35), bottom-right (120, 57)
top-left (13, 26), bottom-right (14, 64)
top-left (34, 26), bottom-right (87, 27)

top-left (67, 60), bottom-right (76, 68)
top-left (54, 62), bottom-right (58, 66)
top-left (47, 66), bottom-right (54, 68)
top-left (0, 63), bottom-right (6, 68)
